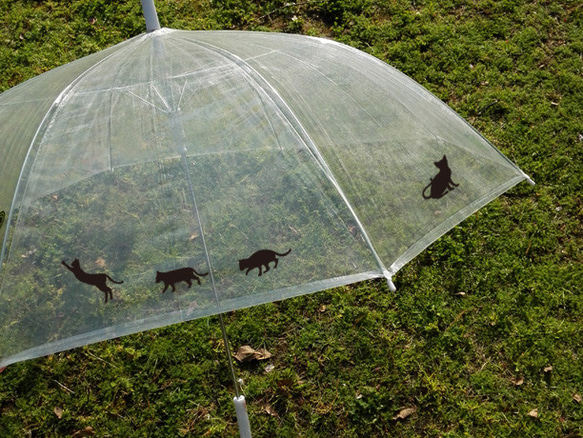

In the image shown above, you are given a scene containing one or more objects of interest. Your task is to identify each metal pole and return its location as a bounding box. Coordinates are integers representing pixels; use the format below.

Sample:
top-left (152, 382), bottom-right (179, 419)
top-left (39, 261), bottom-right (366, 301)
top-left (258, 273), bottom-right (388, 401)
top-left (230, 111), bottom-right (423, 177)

top-left (179, 148), bottom-right (251, 437)
top-left (218, 313), bottom-right (241, 398)
top-left (141, 0), bottom-right (161, 32)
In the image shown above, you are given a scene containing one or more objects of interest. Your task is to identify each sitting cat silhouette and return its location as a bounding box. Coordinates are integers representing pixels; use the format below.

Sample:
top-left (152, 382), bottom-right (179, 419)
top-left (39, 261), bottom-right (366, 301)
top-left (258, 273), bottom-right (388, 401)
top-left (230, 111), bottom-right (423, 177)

top-left (156, 267), bottom-right (208, 293)
top-left (422, 155), bottom-right (459, 199)
top-left (62, 259), bottom-right (123, 304)
top-left (239, 248), bottom-right (292, 276)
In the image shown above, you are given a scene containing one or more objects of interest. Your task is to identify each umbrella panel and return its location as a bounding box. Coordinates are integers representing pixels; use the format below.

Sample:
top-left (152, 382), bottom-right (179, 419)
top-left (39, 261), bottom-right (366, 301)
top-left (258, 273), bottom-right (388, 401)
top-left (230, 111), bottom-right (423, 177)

top-left (0, 148), bottom-right (380, 365)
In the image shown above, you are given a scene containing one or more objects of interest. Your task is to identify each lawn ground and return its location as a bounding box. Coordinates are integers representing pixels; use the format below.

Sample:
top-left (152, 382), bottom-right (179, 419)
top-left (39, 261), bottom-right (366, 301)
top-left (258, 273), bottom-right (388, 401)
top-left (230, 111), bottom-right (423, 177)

top-left (0, 0), bottom-right (581, 436)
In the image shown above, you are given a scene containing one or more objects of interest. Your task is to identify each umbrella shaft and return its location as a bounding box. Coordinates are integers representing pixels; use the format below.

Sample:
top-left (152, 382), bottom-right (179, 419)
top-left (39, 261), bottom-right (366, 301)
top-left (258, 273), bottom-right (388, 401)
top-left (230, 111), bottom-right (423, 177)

top-left (219, 313), bottom-right (241, 398)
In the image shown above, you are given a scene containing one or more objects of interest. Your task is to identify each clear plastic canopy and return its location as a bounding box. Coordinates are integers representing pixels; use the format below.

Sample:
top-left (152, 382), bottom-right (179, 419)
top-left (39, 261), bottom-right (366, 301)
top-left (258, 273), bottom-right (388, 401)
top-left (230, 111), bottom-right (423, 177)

top-left (0, 29), bottom-right (531, 367)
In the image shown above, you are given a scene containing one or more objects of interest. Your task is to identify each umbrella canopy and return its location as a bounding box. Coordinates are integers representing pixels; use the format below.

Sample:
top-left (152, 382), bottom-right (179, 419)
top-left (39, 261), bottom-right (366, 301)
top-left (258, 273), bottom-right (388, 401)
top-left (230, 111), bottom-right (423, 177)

top-left (0, 28), bottom-right (532, 368)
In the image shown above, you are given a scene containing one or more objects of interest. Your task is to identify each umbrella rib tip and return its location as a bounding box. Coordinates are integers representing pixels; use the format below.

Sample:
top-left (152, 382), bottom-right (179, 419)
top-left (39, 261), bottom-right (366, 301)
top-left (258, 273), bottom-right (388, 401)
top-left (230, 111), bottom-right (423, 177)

top-left (383, 271), bottom-right (397, 292)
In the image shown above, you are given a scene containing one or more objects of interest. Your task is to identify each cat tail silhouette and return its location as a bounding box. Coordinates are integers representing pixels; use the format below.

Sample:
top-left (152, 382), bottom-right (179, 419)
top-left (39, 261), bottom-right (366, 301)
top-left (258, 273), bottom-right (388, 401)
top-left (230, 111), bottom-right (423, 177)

top-left (422, 180), bottom-right (435, 199)
top-left (422, 180), bottom-right (456, 199)
top-left (193, 269), bottom-right (209, 277)
top-left (105, 275), bottom-right (124, 284)
top-left (273, 249), bottom-right (292, 257)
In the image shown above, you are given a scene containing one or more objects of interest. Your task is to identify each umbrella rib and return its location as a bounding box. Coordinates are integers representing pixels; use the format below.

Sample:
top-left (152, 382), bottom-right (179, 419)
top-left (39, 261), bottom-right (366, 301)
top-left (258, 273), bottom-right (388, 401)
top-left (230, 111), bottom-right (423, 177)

top-left (175, 79), bottom-right (189, 110)
top-left (125, 89), bottom-right (169, 113)
top-left (184, 39), bottom-right (397, 291)
top-left (151, 84), bottom-right (171, 112)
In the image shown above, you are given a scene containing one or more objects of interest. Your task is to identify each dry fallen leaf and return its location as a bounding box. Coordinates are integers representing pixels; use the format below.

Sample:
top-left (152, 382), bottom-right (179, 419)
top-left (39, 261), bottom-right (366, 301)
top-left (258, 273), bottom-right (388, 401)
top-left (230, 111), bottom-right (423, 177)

top-left (72, 426), bottom-right (95, 437)
top-left (234, 345), bottom-right (253, 361)
top-left (187, 300), bottom-right (199, 313)
top-left (264, 404), bottom-right (279, 417)
top-left (233, 345), bottom-right (272, 362)
top-left (511, 376), bottom-right (524, 386)
top-left (573, 394), bottom-right (582, 404)
top-left (189, 232), bottom-right (199, 241)
top-left (264, 363), bottom-right (275, 374)
top-left (393, 406), bottom-right (416, 420)
top-left (54, 406), bottom-right (63, 419)
top-left (94, 258), bottom-right (106, 268)
top-left (528, 408), bottom-right (538, 418)
top-left (543, 365), bottom-right (553, 373)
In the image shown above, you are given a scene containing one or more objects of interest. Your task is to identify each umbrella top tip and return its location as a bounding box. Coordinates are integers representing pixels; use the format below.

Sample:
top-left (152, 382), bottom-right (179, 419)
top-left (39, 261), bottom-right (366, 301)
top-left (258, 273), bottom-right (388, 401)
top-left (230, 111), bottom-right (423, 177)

top-left (141, 0), bottom-right (161, 32)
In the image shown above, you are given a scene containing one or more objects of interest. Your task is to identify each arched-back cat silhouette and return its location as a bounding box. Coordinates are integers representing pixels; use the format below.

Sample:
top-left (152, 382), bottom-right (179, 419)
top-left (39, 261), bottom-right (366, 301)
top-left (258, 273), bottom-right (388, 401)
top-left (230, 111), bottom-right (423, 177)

top-left (239, 248), bottom-right (292, 276)
top-left (62, 259), bottom-right (123, 303)
top-left (422, 155), bottom-right (459, 199)
top-left (156, 267), bottom-right (208, 293)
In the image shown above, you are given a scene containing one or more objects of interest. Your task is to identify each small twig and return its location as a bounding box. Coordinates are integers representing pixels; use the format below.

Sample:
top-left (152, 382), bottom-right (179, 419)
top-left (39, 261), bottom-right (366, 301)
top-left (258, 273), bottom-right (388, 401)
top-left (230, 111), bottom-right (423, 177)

top-left (525, 239), bottom-right (532, 256)
top-left (445, 309), bottom-right (469, 332)
top-left (85, 350), bottom-right (118, 368)
top-left (477, 100), bottom-right (499, 115)
top-left (479, 357), bottom-right (491, 372)
top-left (53, 379), bottom-right (75, 394)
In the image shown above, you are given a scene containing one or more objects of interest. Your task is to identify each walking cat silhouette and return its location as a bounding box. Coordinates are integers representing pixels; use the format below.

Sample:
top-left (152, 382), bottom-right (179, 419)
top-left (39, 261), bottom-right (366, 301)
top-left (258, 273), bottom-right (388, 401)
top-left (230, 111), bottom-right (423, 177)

top-left (422, 155), bottom-right (459, 199)
top-left (156, 267), bottom-right (208, 293)
top-left (239, 248), bottom-right (292, 276)
top-left (62, 259), bottom-right (123, 304)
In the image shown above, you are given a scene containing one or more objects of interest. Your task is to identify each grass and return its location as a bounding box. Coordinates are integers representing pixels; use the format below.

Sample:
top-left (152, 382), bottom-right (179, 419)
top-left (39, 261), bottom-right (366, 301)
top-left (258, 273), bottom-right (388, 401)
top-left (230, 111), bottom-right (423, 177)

top-left (0, 0), bottom-right (582, 436)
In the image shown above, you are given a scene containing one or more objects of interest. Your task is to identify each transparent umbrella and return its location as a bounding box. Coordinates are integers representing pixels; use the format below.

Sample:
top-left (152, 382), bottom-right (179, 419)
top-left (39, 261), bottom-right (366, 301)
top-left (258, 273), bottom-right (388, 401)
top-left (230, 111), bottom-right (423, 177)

top-left (0, 1), bottom-right (533, 435)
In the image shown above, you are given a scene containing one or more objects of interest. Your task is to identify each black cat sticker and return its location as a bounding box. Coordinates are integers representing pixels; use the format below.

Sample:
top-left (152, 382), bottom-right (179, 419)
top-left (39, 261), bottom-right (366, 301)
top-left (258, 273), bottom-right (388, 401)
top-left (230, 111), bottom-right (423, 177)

top-left (62, 259), bottom-right (123, 303)
top-left (239, 249), bottom-right (292, 276)
top-left (422, 155), bottom-right (459, 199)
top-left (156, 267), bottom-right (208, 293)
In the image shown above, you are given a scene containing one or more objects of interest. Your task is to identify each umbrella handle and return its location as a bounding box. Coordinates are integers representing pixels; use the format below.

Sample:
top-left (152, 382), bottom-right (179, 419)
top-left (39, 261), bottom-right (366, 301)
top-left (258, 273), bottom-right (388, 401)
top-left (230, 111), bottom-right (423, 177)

top-left (233, 395), bottom-right (252, 438)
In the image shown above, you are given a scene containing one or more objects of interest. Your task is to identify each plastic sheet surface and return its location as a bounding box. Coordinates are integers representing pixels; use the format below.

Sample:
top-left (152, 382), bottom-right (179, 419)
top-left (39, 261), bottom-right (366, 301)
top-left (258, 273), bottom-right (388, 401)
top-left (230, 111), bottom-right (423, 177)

top-left (0, 30), bottom-right (530, 367)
